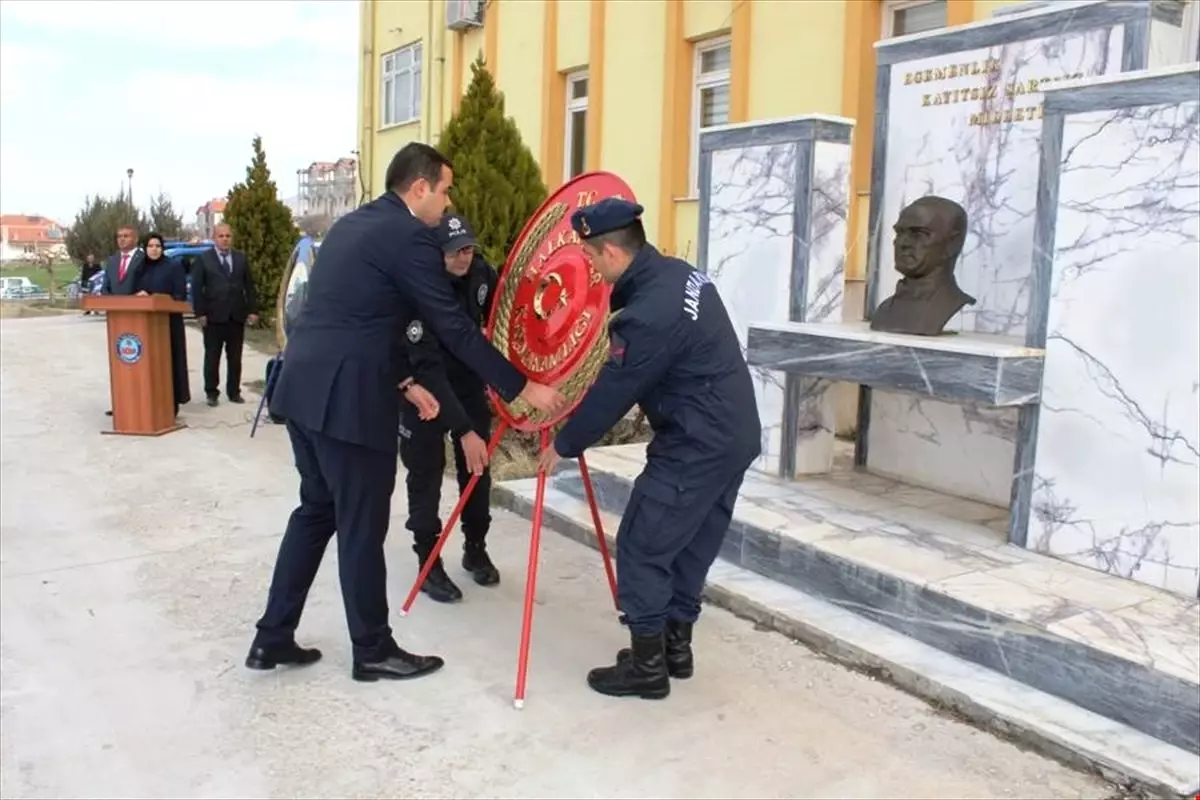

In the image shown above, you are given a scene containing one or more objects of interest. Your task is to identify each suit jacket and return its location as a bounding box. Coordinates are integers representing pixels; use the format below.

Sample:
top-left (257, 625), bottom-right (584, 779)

top-left (100, 249), bottom-right (143, 295)
top-left (191, 249), bottom-right (257, 323)
top-left (269, 192), bottom-right (527, 453)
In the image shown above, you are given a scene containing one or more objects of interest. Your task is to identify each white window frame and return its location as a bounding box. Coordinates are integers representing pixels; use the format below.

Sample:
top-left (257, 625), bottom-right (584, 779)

top-left (881, 0), bottom-right (948, 39)
top-left (380, 41), bottom-right (423, 128)
top-left (563, 71), bottom-right (589, 181)
top-left (690, 36), bottom-right (732, 197)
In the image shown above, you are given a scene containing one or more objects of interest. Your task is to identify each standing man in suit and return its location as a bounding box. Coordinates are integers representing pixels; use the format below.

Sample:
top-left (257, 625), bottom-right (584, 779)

top-left (101, 226), bottom-right (142, 296)
top-left (100, 226), bottom-right (143, 417)
top-left (246, 142), bottom-right (566, 683)
top-left (191, 224), bottom-right (258, 406)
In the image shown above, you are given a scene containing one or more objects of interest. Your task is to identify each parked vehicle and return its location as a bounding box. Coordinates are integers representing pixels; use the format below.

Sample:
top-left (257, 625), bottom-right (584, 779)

top-left (164, 240), bottom-right (214, 309)
top-left (0, 276), bottom-right (45, 300)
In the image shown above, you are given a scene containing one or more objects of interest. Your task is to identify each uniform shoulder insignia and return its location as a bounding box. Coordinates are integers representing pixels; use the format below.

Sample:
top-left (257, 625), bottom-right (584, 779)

top-left (477, 283), bottom-right (488, 307)
top-left (406, 320), bottom-right (423, 343)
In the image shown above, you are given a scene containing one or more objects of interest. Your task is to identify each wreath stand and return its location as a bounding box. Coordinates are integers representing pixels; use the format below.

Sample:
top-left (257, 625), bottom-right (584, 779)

top-left (399, 418), bottom-right (617, 709)
top-left (400, 170), bottom-right (637, 709)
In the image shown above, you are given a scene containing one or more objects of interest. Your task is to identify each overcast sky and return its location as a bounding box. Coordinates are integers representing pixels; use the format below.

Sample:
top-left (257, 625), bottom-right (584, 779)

top-left (0, 0), bottom-right (359, 226)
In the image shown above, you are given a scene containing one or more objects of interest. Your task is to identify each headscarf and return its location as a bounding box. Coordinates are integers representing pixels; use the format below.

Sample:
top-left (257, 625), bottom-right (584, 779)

top-left (141, 232), bottom-right (166, 266)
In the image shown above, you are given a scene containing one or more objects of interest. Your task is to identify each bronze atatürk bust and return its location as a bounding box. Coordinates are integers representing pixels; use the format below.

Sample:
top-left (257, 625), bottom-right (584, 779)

top-left (870, 195), bottom-right (976, 336)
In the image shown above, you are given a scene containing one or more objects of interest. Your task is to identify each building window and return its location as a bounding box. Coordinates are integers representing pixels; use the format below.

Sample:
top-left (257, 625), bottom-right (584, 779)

top-left (690, 37), bottom-right (732, 195)
top-left (882, 0), bottom-right (948, 38)
top-left (564, 72), bottom-right (589, 180)
top-left (381, 42), bottom-right (423, 127)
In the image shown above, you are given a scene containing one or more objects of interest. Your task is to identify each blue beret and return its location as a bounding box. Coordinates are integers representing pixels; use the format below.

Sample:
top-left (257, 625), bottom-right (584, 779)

top-left (571, 198), bottom-right (644, 239)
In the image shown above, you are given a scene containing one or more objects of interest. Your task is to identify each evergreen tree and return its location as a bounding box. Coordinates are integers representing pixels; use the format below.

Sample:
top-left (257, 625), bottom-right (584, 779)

top-left (64, 191), bottom-right (148, 263)
top-left (437, 56), bottom-right (547, 269)
top-left (223, 136), bottom-right (298, 327)
top-left (148, 192), bottom-right (185, 239)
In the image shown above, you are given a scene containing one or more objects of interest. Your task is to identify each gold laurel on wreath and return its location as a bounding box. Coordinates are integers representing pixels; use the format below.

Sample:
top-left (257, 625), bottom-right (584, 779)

top-left (490, 201), bottom-right (614, 427)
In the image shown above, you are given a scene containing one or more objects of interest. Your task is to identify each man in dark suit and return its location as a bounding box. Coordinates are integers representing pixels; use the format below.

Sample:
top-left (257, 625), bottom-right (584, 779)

top-left (246, 142), bottom-right (566, 683)
top-left (100, 226), bottom-right (142, 296)
top-left (100, 226), bottom-right (143, 417)
top-left (191, 224), bottom-right (258, 405)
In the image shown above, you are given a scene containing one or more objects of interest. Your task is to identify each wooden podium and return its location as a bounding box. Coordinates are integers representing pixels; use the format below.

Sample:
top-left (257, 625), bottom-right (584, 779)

top-left (82, 294), bottom-right (192, 436)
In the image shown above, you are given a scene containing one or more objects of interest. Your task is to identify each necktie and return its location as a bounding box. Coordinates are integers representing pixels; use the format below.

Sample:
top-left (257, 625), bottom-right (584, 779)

top-left (222, 254), bottom-right (232, 276)
top-left (118, 253), bottom-right (130, 281)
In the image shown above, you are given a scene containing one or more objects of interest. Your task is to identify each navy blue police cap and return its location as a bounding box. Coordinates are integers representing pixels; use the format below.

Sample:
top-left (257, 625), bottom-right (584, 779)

top-left (571, 198), bottom-right (644, 240)
top-left (438, 212), bottom-right (477, 253)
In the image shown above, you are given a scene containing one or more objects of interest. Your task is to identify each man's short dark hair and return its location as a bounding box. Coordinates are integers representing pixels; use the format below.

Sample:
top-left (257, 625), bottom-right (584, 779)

top-left (385, 143), bottom-right (454, 194)
top-left (589, 220), bottom-right (646, 255)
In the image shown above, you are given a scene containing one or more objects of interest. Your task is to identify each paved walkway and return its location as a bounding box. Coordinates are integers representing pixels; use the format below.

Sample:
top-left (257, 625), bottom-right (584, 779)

top-left (0, 314), bottom-right (1110, 799)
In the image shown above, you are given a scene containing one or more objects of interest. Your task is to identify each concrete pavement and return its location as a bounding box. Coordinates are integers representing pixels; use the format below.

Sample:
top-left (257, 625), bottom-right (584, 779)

top-left (0, 314), bottom-right (1112, 799)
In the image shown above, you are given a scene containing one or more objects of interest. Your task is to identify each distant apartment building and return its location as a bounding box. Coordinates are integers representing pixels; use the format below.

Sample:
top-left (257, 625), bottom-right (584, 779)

top-left (194, 199), bottom-right (226, 240)
top-left (295, 158), bottom-right (358, 221)
top-left (0, 215), bottom-right (66, 262)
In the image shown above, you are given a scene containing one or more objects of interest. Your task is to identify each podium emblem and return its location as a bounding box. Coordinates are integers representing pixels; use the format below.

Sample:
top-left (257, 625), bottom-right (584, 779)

top-left (115, 332), bottom-right (142, 365)
top-left (486, 171), bottom-right (637, 432)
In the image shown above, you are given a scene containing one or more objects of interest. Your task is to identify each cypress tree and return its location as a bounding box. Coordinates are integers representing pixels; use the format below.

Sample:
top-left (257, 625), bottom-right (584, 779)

top-left (223, 136), bottom-right (298, 327)
top-left (437, 56), bottom-right (548, 269)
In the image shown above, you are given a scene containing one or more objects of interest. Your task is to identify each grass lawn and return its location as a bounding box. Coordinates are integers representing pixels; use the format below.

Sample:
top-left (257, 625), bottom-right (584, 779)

top-left (0, 263), bottom-right (80, 292)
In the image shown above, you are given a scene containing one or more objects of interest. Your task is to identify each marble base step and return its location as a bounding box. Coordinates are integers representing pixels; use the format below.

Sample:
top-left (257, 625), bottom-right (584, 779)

top-left (497, 444), bottom-right (1199, 756)
top-left (493, 477), bottom-right (1198, 798)
top-left (541, 446), bottom-right (1200, 756)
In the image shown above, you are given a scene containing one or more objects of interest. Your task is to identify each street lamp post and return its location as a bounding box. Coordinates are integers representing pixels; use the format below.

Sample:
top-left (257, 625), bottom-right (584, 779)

top-left (126, 168), bottom-right (134, 206)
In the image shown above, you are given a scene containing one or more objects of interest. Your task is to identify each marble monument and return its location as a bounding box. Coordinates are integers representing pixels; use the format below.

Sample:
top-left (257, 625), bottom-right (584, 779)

top-left (861, 0), bottom-right (1151, 508)
top-left (1026, 64), bottom-right (1200, 597)
top-left (697, 115), bottom-right (853, 477)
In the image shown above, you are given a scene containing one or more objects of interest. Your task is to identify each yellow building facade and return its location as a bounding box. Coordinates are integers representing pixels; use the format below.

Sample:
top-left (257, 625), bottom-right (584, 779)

top-left (356, 0), bottom-right (1027, 285)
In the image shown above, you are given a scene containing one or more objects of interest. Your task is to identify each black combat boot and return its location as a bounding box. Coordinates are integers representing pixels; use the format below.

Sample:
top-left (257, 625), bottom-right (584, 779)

top-left (616, 619), bottom-right (694, 679)
top-left (462, 540), bottom-right (500, 586)
top-left (587, 631), bottom-right (671, 699)
top-left (415, 545), bottom-right (462, 603)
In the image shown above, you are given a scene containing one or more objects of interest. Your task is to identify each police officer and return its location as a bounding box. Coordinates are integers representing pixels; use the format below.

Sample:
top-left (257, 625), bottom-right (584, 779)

top-left (401, 212), bottom-right (501, 603)
top-left (246, 142), bottom-right (566, 683)
top-left (537, 198), bottom-right (761, 700)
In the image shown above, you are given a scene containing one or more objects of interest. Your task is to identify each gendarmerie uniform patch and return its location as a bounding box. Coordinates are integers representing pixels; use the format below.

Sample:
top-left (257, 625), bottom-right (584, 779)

top-left (406, 320), bottom-right (423, 343)
top-left (477, 283), bottom-right (488, 307)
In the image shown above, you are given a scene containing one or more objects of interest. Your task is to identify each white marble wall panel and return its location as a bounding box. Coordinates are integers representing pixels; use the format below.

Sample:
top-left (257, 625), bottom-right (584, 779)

top-left (805, 142), bottom-right (850, 324)
top-left (1031, 100), bottom-right (1200, 596)
top-left (869, 25), bottom-right (1126, 507)
top-left (706, 143), bottom-right (798, 475)
top-left (793, 141), bottom-right (851, 474)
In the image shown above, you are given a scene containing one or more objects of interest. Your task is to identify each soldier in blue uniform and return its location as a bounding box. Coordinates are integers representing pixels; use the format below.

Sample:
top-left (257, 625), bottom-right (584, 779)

top-left (537, 198), bottom-right (761, 700)
top-left (401, 212), bottom-right (501, 603)
top-left (247, 143), bottom-right (566, 683)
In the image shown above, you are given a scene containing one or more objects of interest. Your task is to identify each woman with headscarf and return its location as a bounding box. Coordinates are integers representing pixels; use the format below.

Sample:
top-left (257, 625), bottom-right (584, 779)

top-left (133, 232), bottom-right (191, 416)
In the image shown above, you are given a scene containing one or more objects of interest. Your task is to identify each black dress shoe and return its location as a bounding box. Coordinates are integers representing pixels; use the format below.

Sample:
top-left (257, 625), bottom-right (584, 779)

top-left (462, 542), bottom-right (500, 586)
top-left (417, 552), bottom-right (462, 603)
top-left (228, 394), bottom-right (246, 404)
top-left (353, 645), bottom-right (444, 682)
top-left (206, 396), bottom-right (219, 407)
top-left (245, 641), bottom-right (323, 670)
